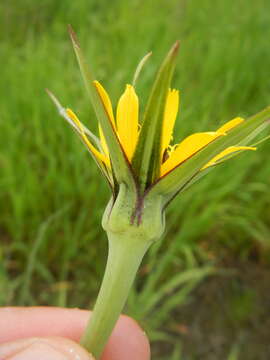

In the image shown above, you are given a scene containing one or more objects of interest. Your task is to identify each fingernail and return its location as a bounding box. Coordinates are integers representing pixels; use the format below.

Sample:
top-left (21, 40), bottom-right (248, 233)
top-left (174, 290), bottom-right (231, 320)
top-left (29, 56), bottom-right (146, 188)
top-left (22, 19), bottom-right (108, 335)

top-left (8, 342), bottom-right (69, 359)
top-left (0, 337), bottom-right (94, 360)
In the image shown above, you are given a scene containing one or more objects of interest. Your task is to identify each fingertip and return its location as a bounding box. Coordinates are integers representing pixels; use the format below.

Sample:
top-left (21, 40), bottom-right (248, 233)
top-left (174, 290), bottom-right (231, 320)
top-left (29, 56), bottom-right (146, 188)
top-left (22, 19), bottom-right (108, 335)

top-left (0, 307), bottom-right (151, 360)
top-left (103, 315), bottom-right (150, 360)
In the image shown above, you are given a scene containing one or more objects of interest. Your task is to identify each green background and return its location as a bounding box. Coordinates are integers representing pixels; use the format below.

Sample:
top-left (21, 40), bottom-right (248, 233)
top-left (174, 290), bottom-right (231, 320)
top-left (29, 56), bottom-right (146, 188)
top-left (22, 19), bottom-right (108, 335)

top-left (1, 0), bottom-right (270, 359)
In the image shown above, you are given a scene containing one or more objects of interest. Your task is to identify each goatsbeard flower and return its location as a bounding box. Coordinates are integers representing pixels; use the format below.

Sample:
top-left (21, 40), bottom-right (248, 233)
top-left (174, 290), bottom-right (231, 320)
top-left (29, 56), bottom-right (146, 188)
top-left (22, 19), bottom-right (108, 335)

top-left (48, 26), bottom-right (270, 359)
top-left (61, 85), bottom-right (255, 182)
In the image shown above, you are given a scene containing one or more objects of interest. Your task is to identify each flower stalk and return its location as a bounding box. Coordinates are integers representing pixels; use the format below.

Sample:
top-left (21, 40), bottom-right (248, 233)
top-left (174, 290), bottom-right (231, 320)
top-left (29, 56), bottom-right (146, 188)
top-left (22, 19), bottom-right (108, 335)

top-left (80, 232), bottom-right (150, 357)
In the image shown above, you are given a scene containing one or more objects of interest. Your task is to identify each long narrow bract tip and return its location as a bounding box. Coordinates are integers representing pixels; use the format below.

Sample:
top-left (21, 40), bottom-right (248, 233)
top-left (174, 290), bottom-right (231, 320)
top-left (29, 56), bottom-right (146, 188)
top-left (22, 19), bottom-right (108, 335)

top-left (68, 24), bottom-right (80, 48)
top-left (46, 88), bottom-right (62, 112)
top-left (171, 40), bottom-right (180, 56)
top-left (132, 51), bottom-right (152, 86)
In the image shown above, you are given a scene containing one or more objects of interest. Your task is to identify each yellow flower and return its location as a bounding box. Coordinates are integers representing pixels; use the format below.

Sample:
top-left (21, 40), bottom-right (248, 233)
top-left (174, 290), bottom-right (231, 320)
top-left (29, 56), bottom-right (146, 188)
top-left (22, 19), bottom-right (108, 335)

top-left (64, 84), bottom-right (256, 181)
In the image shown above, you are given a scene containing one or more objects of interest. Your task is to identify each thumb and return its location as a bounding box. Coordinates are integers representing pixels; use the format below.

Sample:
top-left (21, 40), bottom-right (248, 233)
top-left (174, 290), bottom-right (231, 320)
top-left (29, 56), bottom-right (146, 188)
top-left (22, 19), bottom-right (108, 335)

top-left (0, 336), bottom-right (94, 360)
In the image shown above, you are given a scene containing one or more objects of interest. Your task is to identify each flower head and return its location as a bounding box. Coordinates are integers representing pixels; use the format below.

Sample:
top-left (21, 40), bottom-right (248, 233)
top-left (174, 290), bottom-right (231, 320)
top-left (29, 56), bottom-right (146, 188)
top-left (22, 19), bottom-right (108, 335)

top-left (48, 26), bottom-right (270, 221)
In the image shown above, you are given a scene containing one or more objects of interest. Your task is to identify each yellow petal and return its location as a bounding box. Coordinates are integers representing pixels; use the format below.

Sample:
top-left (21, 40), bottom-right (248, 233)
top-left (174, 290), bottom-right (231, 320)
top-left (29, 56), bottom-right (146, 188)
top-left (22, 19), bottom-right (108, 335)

top-left (162, 89), bottom-right (179, 154)
top-left (161, 132), bottom-right (224, 176)
top-left (93, 80), bottom-right (116, 129)
top-left (98, 124), bottom-right (110, 158)
top-left (116, 84), bottom-right (139, 161)
top-left (202, 146), bottom-right (256, 169)
top-left (66, 108), bottom-right (110, 166)
top-left (217, 117), bottom-right (244, 133)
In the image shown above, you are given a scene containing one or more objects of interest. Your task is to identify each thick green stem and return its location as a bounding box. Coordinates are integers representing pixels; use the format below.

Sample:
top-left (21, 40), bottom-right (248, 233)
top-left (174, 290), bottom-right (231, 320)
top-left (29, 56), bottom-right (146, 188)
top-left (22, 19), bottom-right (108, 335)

top-left (80, 231), bottom-right (151, 358)
top-left (80, 185), bottom-right (164, 357)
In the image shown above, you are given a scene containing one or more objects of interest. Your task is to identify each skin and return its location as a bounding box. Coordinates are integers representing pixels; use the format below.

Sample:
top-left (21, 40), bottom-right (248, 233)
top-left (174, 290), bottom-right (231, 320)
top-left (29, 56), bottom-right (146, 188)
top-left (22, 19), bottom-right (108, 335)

top-left (0, 307), bottom-right (150, 360)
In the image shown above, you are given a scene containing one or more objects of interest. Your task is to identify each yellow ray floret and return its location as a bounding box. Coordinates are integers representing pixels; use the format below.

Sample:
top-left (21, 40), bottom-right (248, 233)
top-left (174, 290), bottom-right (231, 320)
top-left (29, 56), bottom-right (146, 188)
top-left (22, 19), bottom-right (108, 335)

top-left (93, 81), bottom-right (139, 163)
top-left (66, 108), bottom-right (109, 166)
top-left (203, 146), bottom-right (256, 169)
top-left (161, 132), bottom-right (224, 175)
top-left (93, 81), bottom-right (116, 129)
top-left (98, 124), bottom-right (110, 159)
top-left (162, 89), bottom-right (179, 154)
top-left (216, 117), bottom-right (244, 133)
top-left (116, 84), bottom-right (139, 161)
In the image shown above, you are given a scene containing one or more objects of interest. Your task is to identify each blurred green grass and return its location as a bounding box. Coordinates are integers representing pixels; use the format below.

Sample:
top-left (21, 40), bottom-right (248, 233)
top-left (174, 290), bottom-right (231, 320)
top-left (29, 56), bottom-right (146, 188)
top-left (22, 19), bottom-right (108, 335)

top-left (1, 0), bottom-right (270, 358)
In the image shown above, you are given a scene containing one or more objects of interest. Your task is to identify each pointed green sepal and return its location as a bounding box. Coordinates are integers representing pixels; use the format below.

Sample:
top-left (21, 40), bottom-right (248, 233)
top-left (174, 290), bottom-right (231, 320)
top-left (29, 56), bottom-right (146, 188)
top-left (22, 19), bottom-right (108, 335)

top-left (132, 41), bottom-right (179, 190)
top-left (68, 25), bottom-right (135, 188)
top-left (148, 106), bottom-right (270, 201)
